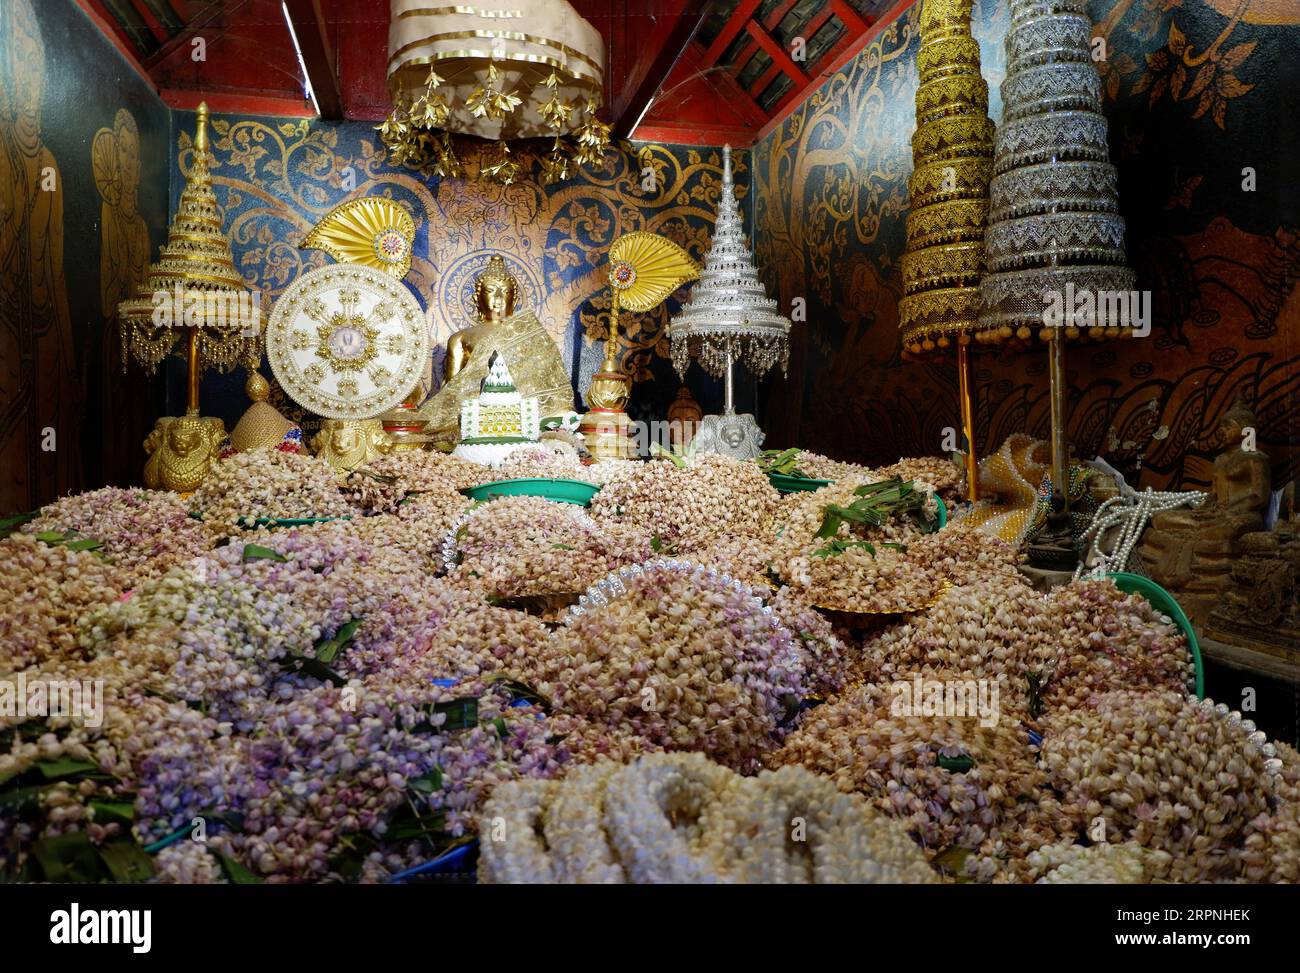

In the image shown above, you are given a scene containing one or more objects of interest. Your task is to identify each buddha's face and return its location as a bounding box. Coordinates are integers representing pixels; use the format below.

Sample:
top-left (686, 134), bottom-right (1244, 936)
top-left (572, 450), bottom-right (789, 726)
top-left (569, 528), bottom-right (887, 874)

top-left (478, 278), bottom-right (513, 322)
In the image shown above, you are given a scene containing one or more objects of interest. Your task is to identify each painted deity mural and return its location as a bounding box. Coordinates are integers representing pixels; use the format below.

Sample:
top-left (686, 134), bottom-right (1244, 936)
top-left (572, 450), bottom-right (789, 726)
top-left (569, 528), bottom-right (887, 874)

top-left (0, 0), bottom-right (169, 514)
top-left (754, 0), bottom-right (1300, 492)
top-left (174, 121), bottom-right (747, 432)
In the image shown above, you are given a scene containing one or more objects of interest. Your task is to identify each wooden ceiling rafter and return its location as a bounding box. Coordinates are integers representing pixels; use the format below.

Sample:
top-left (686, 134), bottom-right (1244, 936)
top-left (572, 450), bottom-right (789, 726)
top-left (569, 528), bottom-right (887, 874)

top-left (282, 0), bottom-right (344, 119)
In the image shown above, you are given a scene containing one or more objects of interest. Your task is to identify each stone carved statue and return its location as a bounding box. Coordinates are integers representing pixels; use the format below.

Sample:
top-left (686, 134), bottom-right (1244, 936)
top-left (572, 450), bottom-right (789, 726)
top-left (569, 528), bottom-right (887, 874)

top-left (143, 412), bottom-right (226, 493)
top-left (1205, 481), bottom-right (1299, 657)
top-left (420, 255), bottom-right (573, 448)
top-left (311, 418), bottom-right (391, 473)
top-left (1138, 396), bottom-right (1271, 623)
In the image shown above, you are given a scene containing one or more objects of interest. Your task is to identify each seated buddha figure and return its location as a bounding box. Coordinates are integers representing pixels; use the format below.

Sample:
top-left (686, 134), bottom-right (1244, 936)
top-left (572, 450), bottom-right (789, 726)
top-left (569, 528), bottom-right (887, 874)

top-left (419, 255), bottom-right (573, 448)
top-left (1138, 397), bottom-right (1271, 622)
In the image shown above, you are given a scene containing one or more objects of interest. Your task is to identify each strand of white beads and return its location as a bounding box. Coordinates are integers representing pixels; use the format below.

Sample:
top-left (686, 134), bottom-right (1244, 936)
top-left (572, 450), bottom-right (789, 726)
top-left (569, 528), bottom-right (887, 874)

top-left (1075, 487), bottom-right (1206, 579)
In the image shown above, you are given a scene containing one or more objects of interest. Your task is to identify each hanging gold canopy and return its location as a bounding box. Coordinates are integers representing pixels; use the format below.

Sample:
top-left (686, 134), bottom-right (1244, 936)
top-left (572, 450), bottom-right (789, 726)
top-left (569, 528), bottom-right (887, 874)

top-left (382, 0), bottom-right (609, 185)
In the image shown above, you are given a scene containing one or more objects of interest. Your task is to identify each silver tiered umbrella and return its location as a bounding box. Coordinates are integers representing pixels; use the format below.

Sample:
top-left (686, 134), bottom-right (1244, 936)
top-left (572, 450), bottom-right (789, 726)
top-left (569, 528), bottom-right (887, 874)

top-left (669, 145), bottom-right (792, 460)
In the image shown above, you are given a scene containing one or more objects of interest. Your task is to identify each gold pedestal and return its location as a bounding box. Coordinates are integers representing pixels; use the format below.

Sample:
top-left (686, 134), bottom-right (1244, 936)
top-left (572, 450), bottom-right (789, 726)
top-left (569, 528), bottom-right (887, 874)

top-left (578, 408), bottom-right (636, 461)
top-left (580, 367), bottom-right (636, 461)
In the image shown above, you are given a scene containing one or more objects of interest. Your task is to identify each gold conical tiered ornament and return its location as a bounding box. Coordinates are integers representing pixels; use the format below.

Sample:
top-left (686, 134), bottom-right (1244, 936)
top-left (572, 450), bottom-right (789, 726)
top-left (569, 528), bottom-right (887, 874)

top-left (979, 0), bottom-right (1138, 568)
top-left (899, 0), bottom-right (996, 501)
top-left (117, 102), bottom-right (264, 492)
top-left (578, 232), bottom-right (699, 460)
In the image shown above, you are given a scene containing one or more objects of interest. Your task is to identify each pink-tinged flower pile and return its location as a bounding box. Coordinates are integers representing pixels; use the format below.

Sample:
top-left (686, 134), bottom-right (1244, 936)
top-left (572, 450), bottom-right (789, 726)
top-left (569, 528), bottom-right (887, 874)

top-left (768, 683), bottom-right (1049, 858)
top-left (358, 450), bottom-right (489, 493)
top-left (191, 449), bottom-right (353, 529)
top-left (527, 562), bottom-right (805, 772)
top-left (877, 456), bottom-right (965, 503)
top-left (445, 496), bottom-right (650, 600)
top-left (589, 454), bottom-right (779, 551)
top-left (1037, 690), bottom-right (1280, 883)
top-left (24, 487), bottom-right (215, 585)
top-left (493, 445), bottom-right (587, 481)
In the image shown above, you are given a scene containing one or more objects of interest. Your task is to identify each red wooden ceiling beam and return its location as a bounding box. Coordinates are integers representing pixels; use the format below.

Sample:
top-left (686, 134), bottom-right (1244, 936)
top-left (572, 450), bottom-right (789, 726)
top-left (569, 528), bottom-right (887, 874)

top-left (144, 0), bottom-right (255, 71)
top-left (129, 0), bottom-right (172, 45)
top-left (829, 0), bottom-right (872, 33)
top-left (757, 0), bottom-right (911, 143)
top-left (616, 4), bottom-right (713, 139)
top-left (282, 0), bottom-right (343, 119)
top-left (165, 0), bottom-right (191, 18)
top-left (744, 17), bottom-right (810, 88)
top-left (700, 0), bottom-right (763, 68)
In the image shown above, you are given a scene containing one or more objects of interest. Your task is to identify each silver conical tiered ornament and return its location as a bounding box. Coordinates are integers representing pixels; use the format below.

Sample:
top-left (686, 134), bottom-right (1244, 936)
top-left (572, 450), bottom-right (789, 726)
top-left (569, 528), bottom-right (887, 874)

top-left (980, 0), bottom-right (1138, 570)
top-left (669, 144), bottom-right (792, 460)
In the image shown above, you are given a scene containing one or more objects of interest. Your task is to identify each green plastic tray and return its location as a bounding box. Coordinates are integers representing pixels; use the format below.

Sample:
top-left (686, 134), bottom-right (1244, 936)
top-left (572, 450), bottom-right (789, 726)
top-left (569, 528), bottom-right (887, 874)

top-left (460, 478), bottom-right (602, 506)
top-left (1107, 571), bottom-right (1205, 699)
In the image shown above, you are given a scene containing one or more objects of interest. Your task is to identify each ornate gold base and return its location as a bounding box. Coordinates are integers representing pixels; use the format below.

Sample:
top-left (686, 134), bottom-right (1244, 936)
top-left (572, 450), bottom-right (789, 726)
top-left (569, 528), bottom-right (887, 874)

top-left (578, 408), bottom-right (636, 461)
top-left (143, 411), bottom-right (227, 493)
top-left (379, 403), bottom-right (433, 453)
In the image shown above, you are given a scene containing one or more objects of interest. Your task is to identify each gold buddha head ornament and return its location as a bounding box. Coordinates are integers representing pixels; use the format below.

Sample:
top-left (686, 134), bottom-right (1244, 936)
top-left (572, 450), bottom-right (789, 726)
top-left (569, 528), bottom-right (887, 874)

top-left (311, 418), bottom-right (390, 473)
top-left (474, 255), bottom-right (519, 324)
top-left (143, 412), bottom-right (226, 493)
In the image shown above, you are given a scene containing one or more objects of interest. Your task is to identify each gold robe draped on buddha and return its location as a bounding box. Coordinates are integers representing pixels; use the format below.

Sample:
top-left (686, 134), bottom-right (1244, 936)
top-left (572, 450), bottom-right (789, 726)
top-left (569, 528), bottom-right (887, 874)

top-left (419, 309), bottom-right (574, 447)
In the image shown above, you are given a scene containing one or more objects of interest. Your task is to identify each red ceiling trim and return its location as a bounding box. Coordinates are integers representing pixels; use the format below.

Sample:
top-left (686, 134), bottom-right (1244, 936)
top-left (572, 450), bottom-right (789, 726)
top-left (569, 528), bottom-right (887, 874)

top-left (161, 87), bottom-right (318, 118)
top-left (755, 0), bottom-right (915, 143)
top-left (631, 123), bottom-right (758, 148)
top-left (700, 0), bottom-right (764, 68)
top-left (144, 0), bottom-right (256, 71)
top-left (165, 0), bottom-right (191, 18)
top-left (745, 19), bottom-right (810, 88)
top-left (74, 0), bottom-right (159, 91)
top-left (616, 4), bottom-right (712, 140)
top-left (128, 0), bottom-right (171, 45)
top-left (829, 0), bottom-right (872, 33)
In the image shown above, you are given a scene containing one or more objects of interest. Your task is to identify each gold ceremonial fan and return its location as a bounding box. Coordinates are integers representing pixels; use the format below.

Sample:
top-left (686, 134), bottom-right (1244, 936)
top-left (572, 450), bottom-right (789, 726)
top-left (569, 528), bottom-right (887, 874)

top-left (602, 231), bottom-right (699, 367)
top-left (300, 197), bottom-right (416, 279)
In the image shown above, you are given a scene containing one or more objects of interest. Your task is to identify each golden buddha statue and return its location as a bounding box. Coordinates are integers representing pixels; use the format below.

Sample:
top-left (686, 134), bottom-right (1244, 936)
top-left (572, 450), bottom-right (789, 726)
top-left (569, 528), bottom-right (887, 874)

top-left (229, 370), bottom-right (300, 453)
top-left (143, 412), bottom-right (226, 493)
top-left (311, 418), bottom-right (390, 473)
top-left (1138, 396), bottom-right (1271, 623)
top-left (420, 254), bottom-right (573, 448)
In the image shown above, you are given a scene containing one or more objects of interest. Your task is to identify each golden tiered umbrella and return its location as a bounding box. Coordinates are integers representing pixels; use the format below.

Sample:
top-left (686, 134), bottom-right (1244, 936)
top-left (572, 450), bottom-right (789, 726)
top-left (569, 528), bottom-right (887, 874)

top-left (116, 102), bottom-right (264, 491)
top-left (899, 0), bottom-right (996, 501)
top-left (578, 232), bottom-right (699, 460)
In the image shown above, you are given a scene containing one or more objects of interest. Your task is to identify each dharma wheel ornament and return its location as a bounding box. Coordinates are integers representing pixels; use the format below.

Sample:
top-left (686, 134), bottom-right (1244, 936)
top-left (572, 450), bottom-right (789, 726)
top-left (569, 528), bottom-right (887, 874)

top-left (382, 0), bottom-right (608, 185)
top-left (116, 103), bottom-right (264, 493)
top-left (898, 0), bottom-right (996, 501)
top-left (670, 145), bottom-right (791, 461)
top-left (978, 0), bottom-right (1139, 569)
top-left (578, 232), bottom-right (699, 461)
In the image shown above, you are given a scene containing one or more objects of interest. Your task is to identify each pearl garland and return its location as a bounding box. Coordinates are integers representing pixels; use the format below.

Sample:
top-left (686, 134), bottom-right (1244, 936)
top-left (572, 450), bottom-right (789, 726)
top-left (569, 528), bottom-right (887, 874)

top-left (1074, 486), bottom-right (1206, 579)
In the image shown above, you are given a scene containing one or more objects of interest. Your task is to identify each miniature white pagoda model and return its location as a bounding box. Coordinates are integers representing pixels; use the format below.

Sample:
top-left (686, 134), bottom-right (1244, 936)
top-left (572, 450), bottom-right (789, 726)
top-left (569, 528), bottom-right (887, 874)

top-left (453, 351), bottom-right (542, 467)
